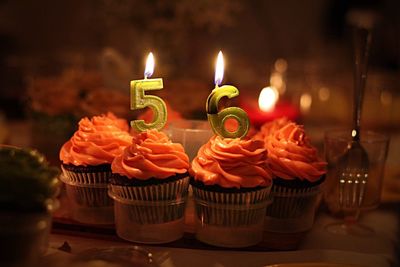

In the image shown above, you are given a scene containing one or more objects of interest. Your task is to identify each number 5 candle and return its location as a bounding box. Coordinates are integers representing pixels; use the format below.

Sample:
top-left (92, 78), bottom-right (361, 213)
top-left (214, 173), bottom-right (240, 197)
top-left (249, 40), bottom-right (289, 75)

top-left (206, 51), bottom-right (250, 138)
top-left (130, 52), bottom-right (167, 132)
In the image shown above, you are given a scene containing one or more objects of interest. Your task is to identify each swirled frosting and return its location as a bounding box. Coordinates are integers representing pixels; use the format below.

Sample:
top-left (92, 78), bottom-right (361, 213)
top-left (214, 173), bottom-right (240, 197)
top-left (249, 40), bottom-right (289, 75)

top-left (111, 129), bottom-right (189, 179)
top-left (60, 113), bottom-right (132, 166)
top-left (263, 120), bottom-right (326, 182)
top-left (190, 136), bottom-right (273, 188)
top-left (253, 117), bottom-right (290, 142)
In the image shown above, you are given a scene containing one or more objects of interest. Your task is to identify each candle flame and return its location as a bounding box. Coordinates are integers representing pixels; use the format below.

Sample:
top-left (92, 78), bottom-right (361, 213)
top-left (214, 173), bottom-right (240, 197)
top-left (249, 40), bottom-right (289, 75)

top-left (215, 51), bottom-right (224, 86)
top-left (144, 52), bottom-right (155, 78)
top-left (258, 86), bottom-right (279, 112)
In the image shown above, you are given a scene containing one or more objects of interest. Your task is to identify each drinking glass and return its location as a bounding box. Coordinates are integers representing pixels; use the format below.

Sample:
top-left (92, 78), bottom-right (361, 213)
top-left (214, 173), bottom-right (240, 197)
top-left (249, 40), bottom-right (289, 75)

top-left (167, 119), bottom-right (214, 161)
top-left (323, 129), bottom-right (389, 235)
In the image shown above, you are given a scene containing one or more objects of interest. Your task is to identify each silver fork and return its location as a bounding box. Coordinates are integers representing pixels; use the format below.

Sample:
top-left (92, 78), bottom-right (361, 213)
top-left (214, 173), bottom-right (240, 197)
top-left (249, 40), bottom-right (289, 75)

top-left (337, 25), bottom-right (371, 209)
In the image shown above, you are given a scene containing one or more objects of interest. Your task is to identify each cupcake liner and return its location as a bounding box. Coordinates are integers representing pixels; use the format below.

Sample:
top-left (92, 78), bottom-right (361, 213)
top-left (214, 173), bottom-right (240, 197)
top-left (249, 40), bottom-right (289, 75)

top-left (60, 168), bottom-right (112, 208)
top-left (191, 184), bottom-right (272, 227)
top-left (266, 184), bottom-right (320, 219)
top-left (109, 176), bottom-right (190, 224)
top-left (109, 176), bottom-right (189, 201)
top-left (60, 166), bottom-right (114, 224)
top-left (61, 165), bottom-right (110, 186)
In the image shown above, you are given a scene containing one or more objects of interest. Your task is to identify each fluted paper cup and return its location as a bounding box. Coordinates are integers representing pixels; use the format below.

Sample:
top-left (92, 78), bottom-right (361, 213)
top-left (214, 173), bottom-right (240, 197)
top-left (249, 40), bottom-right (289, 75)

top-left (191, 183), bottom-right (272, 248)
top-left (60, 165), bottom-right (114, 224)
top-left (265, 183), bottom-right (321, 233)
top-left (109, 176), bottom-right (190, 244)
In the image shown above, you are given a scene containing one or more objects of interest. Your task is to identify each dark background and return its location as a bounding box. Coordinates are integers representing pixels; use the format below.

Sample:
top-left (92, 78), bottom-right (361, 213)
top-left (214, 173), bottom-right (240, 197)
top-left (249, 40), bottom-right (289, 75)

top-left (0, 0), bottom-right (399, 121)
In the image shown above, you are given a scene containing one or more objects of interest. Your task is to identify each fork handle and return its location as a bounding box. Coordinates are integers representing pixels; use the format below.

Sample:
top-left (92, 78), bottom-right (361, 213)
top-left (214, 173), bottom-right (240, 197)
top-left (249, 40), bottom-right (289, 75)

top-left (352, 27), bottom-right (372, 141)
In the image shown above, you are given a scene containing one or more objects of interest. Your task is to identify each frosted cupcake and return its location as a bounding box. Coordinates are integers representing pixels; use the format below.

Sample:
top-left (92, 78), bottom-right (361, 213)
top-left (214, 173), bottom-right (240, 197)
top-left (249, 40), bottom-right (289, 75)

top-left (109, 129), bottom-right (190, 244)
top-left (59, 112), bottom-right (132, 224)
top-left (256, 119), bottom-right (326, 247)
top-left (190, 136), bottom-right (273, 248)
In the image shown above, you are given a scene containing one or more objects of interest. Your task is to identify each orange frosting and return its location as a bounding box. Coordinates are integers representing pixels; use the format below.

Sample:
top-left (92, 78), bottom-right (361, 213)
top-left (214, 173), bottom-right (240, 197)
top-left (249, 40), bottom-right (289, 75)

top-left (112, 129), bottom-right (189, 179)
top-left (60, 113), bottom-right (132, 166)
top-left (253, 117), bottom-right (290, 142)
top-left (261, 120), bottom-right (326, 182)
top-left (190, 136), bottom-right (273, 188)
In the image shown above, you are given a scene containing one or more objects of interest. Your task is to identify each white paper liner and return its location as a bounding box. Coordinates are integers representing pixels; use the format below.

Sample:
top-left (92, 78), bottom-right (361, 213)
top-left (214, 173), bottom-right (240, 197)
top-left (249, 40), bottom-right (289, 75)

top-left (60, 170), bottom-right (113, 213)
top-left (266, 184), bottom-right (320, 219)
top-left (60, 165), bottom-right (110, 187)
top-left (109, 176), bottom-right (190, 224)
top-left (191, 185), bottom-right (272, 227)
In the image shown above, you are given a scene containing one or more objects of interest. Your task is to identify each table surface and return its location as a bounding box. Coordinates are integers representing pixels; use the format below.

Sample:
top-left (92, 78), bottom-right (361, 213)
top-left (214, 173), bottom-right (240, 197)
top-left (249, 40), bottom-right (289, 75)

top-left (3, 120), bottom-right (400, 267)
top-left (44, 207), bottom-right (399, 267)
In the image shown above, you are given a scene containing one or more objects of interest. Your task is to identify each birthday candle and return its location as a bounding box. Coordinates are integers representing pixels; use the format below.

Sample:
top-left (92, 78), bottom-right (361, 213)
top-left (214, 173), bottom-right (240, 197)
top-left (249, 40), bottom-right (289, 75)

top-left (206, 51), bottom-right (249, 138)
top-left (130, 52), bottom-right (167, 132)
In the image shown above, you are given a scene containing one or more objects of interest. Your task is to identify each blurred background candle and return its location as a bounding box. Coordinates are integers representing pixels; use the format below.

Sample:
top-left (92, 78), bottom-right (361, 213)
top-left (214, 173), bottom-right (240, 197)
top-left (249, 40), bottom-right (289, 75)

top-left (241, 88), bottom-right (299, 128)
top-left (240, 58), bottom-right (299, 128)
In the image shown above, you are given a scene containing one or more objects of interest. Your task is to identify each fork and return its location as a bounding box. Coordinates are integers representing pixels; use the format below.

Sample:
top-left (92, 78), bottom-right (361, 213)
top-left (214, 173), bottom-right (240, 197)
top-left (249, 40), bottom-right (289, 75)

top-left (337, 25), bottom-right (372, 209)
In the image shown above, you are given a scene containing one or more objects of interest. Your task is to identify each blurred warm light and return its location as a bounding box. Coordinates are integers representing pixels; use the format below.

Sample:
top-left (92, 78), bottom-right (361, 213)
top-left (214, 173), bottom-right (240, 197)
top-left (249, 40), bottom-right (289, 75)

top-left (270, 73), bottom-right (284, 91)
top-left (380, 90), bottom-right (392, 106)
top-left (259, 86), bottom-right (279, 112)
top-left (318, 87), bottom-right (330, 101)
top-left (270, 58), bottom-right (287, 95)
top-left (215, 51), bottom-right (224, 86)
top-left (300, 93), bottom-right (312, 113)
top-left (274, 58), bottom-right (288, 73)
top-left (144, 52), bottom-right (155, 78)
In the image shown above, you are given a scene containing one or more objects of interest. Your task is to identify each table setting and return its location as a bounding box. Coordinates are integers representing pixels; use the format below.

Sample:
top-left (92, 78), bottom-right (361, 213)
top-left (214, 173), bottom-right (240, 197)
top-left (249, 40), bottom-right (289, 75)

top-left (0, 2), bottom-right (400, 267)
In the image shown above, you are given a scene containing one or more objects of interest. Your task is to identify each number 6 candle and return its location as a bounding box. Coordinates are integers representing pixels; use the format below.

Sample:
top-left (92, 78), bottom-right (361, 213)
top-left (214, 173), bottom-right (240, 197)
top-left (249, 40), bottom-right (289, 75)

top-left (130, 52), bottom-right (167, 132)
top-left (206, 51), bottom-right (250, 138)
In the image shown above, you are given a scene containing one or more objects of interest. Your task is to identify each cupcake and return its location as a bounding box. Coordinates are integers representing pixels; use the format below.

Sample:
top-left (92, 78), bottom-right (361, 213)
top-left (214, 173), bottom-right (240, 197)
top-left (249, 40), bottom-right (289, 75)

top-left (190, 136), bottom-right (273, 248)
top-left (256, 119), bottom-right (326, 248)
top-left (109, 129), bottom-right (190, 244)
top-left (0, 146), bottom-right (60, 267)
top-left (59, 112), bottom-right (132, 224)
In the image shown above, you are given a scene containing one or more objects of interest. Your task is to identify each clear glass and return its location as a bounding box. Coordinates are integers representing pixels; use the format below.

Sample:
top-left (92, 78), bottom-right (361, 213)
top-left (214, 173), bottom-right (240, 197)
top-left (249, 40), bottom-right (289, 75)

top-left (167, 119), bottom-right (214, 161)
top-left (323, 129), bottom-right (389, 235)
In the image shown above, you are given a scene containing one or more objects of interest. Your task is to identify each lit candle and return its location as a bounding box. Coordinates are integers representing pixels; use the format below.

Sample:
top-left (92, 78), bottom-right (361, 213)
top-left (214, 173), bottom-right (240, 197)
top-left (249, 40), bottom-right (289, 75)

top-left (258, 86), bottom-right (279, 112)
top-left (206, 51), bottom-right (249, 138)
top-left (241, 86), bottom-right (299, 128)
top-left (130, 52), bottom-right (167, 132)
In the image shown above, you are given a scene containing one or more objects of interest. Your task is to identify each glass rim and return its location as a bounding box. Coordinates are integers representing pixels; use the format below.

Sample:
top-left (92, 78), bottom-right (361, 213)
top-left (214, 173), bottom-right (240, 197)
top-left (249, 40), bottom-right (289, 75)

top-left (324, 128), bottom-right (389, 143)
top-left (167, 119), bottom-right (212, 132)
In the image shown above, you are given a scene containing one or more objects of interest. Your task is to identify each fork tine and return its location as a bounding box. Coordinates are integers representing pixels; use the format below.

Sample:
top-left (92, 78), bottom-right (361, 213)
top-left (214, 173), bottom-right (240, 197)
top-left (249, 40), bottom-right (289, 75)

top-left (339, 173), bottom-right (346, 206)
top-left (338, 167), bottom-right (368, 209)
top-left (358, 172), bottom-right (368, 205)
top-left (353, 178), bottom-right (358, 206)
